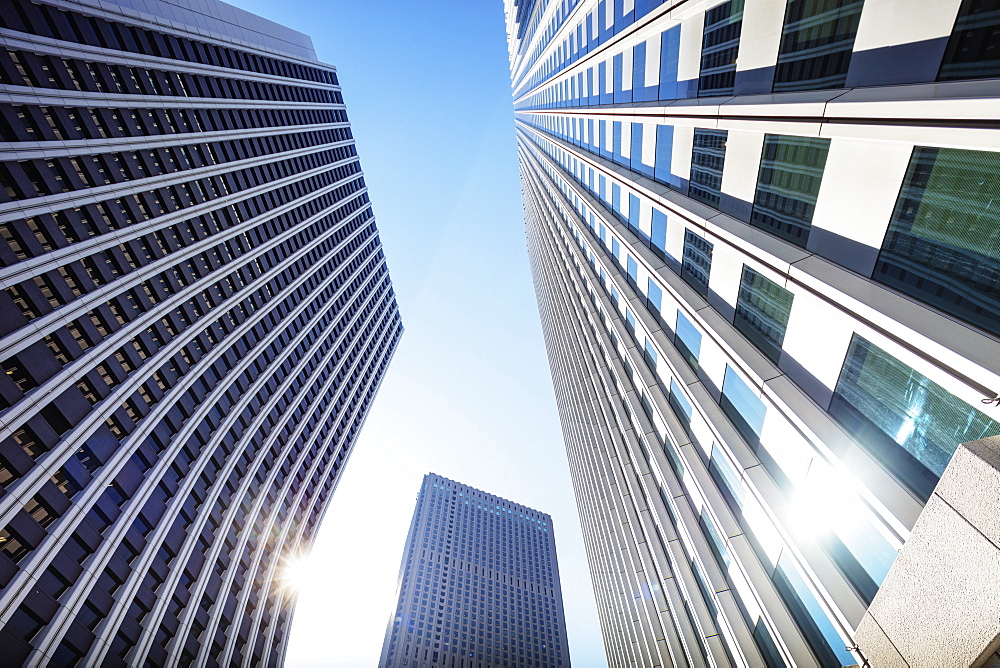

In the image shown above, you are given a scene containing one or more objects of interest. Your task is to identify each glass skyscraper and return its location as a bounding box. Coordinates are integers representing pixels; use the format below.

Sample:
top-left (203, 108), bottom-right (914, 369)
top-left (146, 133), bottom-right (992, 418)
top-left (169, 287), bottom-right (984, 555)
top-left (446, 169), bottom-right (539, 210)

top-left (504, 0), bottom-right (1000, 665)
top-left (379, 474), bottom-right (569, 668)
top-left (0, 0), bottom-right (401, 665)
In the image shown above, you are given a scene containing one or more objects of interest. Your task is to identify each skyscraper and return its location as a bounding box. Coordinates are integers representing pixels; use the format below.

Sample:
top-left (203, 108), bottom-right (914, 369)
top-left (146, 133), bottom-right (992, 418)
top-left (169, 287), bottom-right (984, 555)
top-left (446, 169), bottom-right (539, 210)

top-left (504, 0), bottom-right (1000, 666)
top-left (0, 0), bottom-right (401, 665)
top-left (379, 474), bottom-right (570, 668)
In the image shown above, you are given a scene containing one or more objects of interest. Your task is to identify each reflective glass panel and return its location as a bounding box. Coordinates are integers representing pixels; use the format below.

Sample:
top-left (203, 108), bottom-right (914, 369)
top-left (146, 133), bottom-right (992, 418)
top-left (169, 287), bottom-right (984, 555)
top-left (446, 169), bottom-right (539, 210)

top-left (651, 208), bottom-right (668, 256)
top-left (690, 129), bottom-right (728, 207)
top-left (699, 0), bottom-right (744, 97)
top-left (939, 0), bottom-right (1000, 81)
top-left (773, 553), bottom-right (855, 666)
top-left (773, 0), bottom-right (865, 92)
top-left (682, 229), bottom-right (713, 296)
top-left (751, 135), bottom-right (830, 247)
top-left (873, 146), bottom-right (1000, 338)
top-left (669, 377), bottom-right (693, 427)
top-left (721, 365), bottom-right (767, 447)
top-left (735, 266), bottom-right (794, 362)
top-left (675, 310), bottom-right (702, 369)
top-left (829, 334), bottom-right (1000, 499)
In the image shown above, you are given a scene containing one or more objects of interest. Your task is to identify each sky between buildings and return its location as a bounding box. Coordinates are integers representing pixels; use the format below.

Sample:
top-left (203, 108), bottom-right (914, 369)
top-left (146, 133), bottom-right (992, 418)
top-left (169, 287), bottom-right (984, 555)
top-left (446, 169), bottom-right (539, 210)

top-left (226, 1), bottom-right (609, 666)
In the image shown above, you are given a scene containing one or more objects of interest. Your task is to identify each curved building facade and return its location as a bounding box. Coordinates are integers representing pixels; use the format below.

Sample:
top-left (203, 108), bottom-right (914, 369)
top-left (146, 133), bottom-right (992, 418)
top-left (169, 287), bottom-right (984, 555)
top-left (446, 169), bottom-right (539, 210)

top-left (504, 0), bottom-right (1000, 666)
top-left (0, 0), bottom-right (402, 665)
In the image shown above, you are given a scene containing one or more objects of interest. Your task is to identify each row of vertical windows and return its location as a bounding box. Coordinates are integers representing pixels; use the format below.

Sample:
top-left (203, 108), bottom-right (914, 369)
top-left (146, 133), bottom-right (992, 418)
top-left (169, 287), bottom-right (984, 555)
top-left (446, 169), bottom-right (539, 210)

top-left (519, 0), bottom-right (1000, 109)
top-left (0, 0), bottom-right (336, 84)
top-left (522, 116), bottom-right (1000, 346)
top-left (0, 48), bottom-right (340, 105)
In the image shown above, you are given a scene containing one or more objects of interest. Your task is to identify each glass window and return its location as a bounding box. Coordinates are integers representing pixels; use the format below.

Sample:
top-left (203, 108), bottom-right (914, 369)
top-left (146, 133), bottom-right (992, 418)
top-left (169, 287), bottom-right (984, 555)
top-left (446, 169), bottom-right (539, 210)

top-left (659, 26), bottom-right (682, 100)
top-left (628, 193), bottom-right (640, 230)
top-left (625, 308), bottom-right (636, 334)
top-left (627, 255), bottom-right (638, 283)
top-left (654, 125), bottom-right (675, 186)
top-left (709, 442), bottom-right (745, 511)
top-left (699, 0), bottom-right (744, 97)
top-left (647, 279), bottom-right (663, 315)
top-left (873, 146), bottom-right (1000, 338)
top-left (750, 135), bottom-right (830, 247)
top-left (829, 334), bottom-right (1000, 500)
top-left (939, 0), bottom-right (1000, 81)
top-left (643, 337), bottom-right (658, 370)
top-left (669, 377), bottom-right (693, 428)
top-left (699, 509), bottom-right (730, 568)
top-left (735, 266), bottom-right (794, 362)
top-left (772, 0), bottom-right (865, 92)
top-left (753, 620), bottom-right (786, 668)
top-left (675, 310), bottom-right (702, 369)
top-left (825, 515), bottom-right (898, 606)
top-left (773, 553), bottom-right (855, 666)
top-left (612, 237), bottom-right (621, 261)
top-left (690, 129), bottom-right (728, 207)
top-left (721, 365), bottom-right (767, 447)
top-left (651, 208), bottom-right (668, 256)
top-left (682, 229), bottom-right (713, 296)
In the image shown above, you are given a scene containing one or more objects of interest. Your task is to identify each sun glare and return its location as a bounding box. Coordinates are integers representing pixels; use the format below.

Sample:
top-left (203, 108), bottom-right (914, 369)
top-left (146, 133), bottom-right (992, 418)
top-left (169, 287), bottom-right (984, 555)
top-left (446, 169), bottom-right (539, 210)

top-left (280, 552), bottom-right (318, 598)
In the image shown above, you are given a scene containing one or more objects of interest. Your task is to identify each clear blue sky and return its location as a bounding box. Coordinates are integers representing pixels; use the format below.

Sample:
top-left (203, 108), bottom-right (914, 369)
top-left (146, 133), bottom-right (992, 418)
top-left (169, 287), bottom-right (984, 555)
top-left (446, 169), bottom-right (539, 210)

top-left (226, 1), bottom-right (608, 666)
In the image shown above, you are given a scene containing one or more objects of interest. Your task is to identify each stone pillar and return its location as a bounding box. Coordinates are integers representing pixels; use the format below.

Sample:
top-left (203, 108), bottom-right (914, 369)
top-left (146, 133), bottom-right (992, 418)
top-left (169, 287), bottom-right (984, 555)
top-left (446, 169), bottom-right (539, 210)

top-left (855, 435), bottom-right (1000, 667)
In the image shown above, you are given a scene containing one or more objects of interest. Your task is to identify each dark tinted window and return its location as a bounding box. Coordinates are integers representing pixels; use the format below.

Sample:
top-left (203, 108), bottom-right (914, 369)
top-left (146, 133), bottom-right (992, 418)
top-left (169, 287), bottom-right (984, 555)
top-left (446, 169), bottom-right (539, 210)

top-left (735, 266), bottom-right (794, 362)
top-left (773, 0), bottom-right (865, 91)
top-left (939, 0), bottom-right (1000, 81)
top-left (699, 0), bottom-right (744, 97)
top-left (751, 134), bottom-right (830, 247)
top-left (689, 129), bottom-right (727, 207)
top-left (682, 229), bottom-right (713, 296)
top-left (874, 146), bottom-right (1000, 337)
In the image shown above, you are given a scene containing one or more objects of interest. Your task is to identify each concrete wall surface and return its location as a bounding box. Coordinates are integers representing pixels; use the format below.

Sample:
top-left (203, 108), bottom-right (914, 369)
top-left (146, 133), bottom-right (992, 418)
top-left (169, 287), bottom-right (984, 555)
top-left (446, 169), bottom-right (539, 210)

top-left (855, 435), bottom-right (1000, 667)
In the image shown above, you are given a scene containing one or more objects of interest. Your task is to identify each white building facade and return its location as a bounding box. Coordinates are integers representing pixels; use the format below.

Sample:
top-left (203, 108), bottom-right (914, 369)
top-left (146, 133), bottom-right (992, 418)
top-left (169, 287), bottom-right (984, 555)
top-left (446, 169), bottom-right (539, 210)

top-left (504, 0), bottom-right (1000, 665)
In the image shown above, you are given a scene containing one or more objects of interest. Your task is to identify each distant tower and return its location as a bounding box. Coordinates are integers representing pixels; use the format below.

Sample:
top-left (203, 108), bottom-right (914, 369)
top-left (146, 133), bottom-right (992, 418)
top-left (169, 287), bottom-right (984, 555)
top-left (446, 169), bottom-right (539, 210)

top-left (380, 473), bottom-right (570, 668)
top-left (0, 0), bottom-right (401, 665)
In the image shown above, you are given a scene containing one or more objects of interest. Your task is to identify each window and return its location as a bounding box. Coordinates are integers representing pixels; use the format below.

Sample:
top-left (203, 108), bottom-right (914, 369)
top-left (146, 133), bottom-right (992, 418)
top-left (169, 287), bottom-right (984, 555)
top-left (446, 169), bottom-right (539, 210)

top-left (626, 256), bottom-right (638, 284)
top-left (651, 208), bottom-right (668, 257)
top-left (750, 135), bottom-right (830, 247)
top-left (824, 513), bottom-right (897, 606)
top-left (699, 0), bottom-right (744, 97)
top-left (700, 509), bottom-right (730, 569)
top-left (735, 266), bottom-right (794, 362)
top-left (647, 279), bottom-right (663, 316)
top-left (829, 334), bottom-right (1000, 500)
top-left (659, 26), bottom-right (682, 100)
top-left (668, 378), bottom-right (693, 428)
top-left (772, 553), bottom-right (855, 666)
top-left (643, 337), bottom-right (658, 371)
top-left (873, 146), bottom-right (1000, 338)
top-left (654, 125), bottom-right (675, 186)
top-left (939, 0), bottom-right (1000, 81)
top-left (721, 365), bottom-right (767, 447)
top-left (690, 129), bottom-right (727, 207)
top-left (682, 230), bottom-right (713, 296)
top-left (675, 311), bottom-right (702, 369)
top-left (709, 442), bottom-right (745, 511)
top-left (772, 0), bottom-right (865, 92)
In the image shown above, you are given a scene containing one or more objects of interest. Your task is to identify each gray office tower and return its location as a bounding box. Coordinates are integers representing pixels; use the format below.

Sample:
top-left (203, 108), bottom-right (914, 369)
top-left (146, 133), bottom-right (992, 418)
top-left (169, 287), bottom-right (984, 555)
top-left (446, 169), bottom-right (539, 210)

top-left (0, 0), bottom-right (402, 665)
top-left (505, 0), bottom-right (1000, 666)
top-left (379, 474), bottom-right (570, 668)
